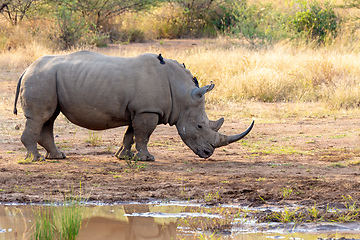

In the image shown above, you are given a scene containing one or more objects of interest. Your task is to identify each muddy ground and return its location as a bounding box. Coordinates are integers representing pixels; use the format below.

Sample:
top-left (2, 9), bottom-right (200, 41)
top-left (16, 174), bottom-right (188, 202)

top-left (1, 40), bottom-right (360, 210)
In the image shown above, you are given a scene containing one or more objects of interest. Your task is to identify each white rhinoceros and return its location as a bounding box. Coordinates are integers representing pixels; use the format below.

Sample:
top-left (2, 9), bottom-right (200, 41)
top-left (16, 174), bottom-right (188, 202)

top-left (14, 51), bottom-right (254, 161)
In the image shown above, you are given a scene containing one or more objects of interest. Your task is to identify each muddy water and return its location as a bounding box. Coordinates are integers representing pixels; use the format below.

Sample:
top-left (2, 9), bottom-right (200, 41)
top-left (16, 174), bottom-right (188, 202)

top-left (1, 202), bottom-right (360, 240)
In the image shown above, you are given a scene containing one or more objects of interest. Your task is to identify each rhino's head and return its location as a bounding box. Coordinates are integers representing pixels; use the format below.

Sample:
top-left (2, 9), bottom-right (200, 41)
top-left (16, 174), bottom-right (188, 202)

top-left (175, 83), bottom-right (254, 158)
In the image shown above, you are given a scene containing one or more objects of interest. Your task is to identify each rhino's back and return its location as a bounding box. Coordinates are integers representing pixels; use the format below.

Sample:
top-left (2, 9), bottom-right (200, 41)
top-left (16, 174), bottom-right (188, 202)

top-left (23, 51), bottom-right (173, 130)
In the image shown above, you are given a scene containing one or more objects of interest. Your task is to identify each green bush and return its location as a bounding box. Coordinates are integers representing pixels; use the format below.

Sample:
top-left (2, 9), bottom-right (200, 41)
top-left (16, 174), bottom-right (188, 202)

top-left (213, 0), bottom-right (289, 45)
top-left (290, 1), bottom-right (339, 43)
top-left (54, 0), bottom-right (89, 49)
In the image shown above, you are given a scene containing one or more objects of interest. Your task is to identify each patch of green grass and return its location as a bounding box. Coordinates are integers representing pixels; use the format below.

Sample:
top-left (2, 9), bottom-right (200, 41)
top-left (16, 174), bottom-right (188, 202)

top-left (307, 203), bottom-right (323, 222)
top-left (33, 202), bottom-right (85, 240)
top-left (268, 162), bottom-right (281, 168)
top-left (56, 205), bottom-right (84, 240)
top-left (33, 207), bottom-right (55, 240)
top-left (13, 184), bottom-right (32, 193)
top-left (123, 156), bottom-right (148, 173)
top-left (18, 158), bottom-right (32, 164)
top-left (243, 141), bottom-right (311, 155)
top-left (343, 195), bottom-right (358, 212)
top-left (327, 162), bottom-right (347, 168)
top-left (336, 211), bottom-right (359, 222)
top-left (280, 187), bottom-right (293, 199)
top-left (17, 154), bottom-right (34, 164)
top-left (108, 171), bottom-right (123, 178)
top-left (86, 131), bottom-right (102, 146)
top-left (204, 191), bottom-right (221, 202)
top-left (256, 177), bottom-right (266, 182)
top-left (33, 182), bottom-right (89, 239)
top-left (270, 207), bottom-right (301, 223)
top-left (148, 140), bottom-right (171, 147)
top-left (261, 198), bottom-right (360, 224)
top-left (347, 159), bottom-right (360, 165)
top-left (196, 232), bottom-right (222, 240)
top-left (262, 146), bottom-right (310, 155)
top-left (320, 147), bottom-right (356, 162)
top-left (329, 134), bottom-right (347, 139)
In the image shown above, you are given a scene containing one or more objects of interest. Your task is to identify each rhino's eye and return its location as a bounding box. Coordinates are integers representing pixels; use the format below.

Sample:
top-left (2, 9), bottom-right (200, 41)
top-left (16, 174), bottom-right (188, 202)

top-left (197, 125), bottom-right (203, 129)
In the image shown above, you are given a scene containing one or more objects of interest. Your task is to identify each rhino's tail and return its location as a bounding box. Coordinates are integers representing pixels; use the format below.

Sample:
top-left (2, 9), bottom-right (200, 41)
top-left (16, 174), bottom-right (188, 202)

top-left (14, 71), bottom-right (25, 115)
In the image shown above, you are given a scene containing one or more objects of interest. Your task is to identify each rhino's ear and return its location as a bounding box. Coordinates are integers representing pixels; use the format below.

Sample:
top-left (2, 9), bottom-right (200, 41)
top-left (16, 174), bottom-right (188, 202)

top-left (191, 82), bottom-right (215, 100)
top-left (192, 77), bottom-right (199, 88)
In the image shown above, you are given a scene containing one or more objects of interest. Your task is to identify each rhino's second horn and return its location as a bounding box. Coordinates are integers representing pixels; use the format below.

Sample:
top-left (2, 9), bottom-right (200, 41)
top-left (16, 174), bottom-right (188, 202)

top-left (191, 83), bottom-right (214, 99)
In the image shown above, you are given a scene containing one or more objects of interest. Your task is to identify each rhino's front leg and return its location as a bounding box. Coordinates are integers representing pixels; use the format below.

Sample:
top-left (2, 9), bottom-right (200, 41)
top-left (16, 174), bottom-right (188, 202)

top-left (132, 113), bottom-right (159, 161)
top-left (115, 125), bottom-right (135, 159)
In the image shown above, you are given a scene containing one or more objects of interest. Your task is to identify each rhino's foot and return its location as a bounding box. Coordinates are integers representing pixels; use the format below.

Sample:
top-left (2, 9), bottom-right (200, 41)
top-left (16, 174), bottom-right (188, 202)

top-left (46, 151), bottom-right (66, 159)
top-left (115, 148), bottom-right (134, 160)
top-left (25, 153), bottom-right (45, 162)
top-left (33, 156), bottom-right (46, 162)
top-left (135, 151), bottom-right (155, 162)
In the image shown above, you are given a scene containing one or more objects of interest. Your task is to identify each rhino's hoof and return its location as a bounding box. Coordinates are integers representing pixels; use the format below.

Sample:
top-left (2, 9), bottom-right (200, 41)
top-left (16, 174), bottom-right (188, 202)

top-left (136, 153), bottom-right (155, 162)
top-left (24, 153), bottom-right (45, 162)
top-left (32, 155), bottom-right (46, 162)
top-left (46, 151), bottom-right (66, 159)
top-left (116, 149), bottom-right (134, 160)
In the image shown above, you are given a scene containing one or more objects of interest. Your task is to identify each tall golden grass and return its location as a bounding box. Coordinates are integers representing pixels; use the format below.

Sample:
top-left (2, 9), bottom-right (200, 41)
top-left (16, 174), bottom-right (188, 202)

top-left (1, 37), bottom-right (360, 111)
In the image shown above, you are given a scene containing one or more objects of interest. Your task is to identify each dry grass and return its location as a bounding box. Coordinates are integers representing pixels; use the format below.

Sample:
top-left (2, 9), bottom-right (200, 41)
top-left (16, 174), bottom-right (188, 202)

top-left (1, 37), bottom-right (360, 118)
top-left (160, 40), bottom-right (360, 109)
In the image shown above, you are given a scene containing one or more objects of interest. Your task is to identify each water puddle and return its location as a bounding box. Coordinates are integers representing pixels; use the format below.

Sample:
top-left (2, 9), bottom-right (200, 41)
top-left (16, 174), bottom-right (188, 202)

top-left (1, 202), bottom-right (360, 239)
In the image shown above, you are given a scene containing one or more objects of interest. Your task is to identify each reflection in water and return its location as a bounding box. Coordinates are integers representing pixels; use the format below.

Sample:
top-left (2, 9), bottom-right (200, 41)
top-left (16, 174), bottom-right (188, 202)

top-left (78, 205), bottom-right (177, 240)
top-left (1, 203), bottom-right (360, 240)
top-left (0, 205), bottom-right (33, 240)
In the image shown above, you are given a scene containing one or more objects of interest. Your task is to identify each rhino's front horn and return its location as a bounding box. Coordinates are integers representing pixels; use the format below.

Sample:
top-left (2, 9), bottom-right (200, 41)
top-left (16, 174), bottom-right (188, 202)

top-left (191, 83), bottom-right (215, 99)
top-left (210, 118), bottom-right (224, 132)
top-left (215, 120), bottom-right (254, 147)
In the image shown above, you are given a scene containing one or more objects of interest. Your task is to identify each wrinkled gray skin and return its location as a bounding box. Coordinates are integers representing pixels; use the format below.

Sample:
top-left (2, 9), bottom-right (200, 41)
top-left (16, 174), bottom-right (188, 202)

top-left (14, 51), bottom-right (254, 161)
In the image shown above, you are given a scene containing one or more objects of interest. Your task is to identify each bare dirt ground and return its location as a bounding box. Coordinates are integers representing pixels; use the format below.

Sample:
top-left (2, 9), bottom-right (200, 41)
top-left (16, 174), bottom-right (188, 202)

top-left (1, 40), bottom-right (360, 209)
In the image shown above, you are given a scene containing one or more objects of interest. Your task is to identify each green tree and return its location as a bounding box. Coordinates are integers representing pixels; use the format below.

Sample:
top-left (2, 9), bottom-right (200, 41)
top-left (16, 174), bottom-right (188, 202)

top-left (215, 0), bottom-right (287, 45)
top-left (50, 0), bottom-right (158, 27)
top-left (50, 0), bottom-right (159, 48)
top-left (54, 0), bottom-right (88, 49)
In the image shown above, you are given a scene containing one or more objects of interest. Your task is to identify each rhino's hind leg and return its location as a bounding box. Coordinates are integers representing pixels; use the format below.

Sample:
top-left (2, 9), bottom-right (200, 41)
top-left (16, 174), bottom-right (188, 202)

top-left (132, 113), bottom-right (159, 161)
top-left (38, 109), bottom-right (66, 159)
top-left (21, 118), bottom-right (45, 162)
top-left (115, 125), bottom-right (135, 159)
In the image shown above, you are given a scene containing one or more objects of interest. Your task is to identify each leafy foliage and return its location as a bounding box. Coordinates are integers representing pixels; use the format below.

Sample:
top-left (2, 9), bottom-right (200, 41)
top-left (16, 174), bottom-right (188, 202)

top-left (0, 0), bottom-right (344, 49)
top-left (54, 0), bottom-right (89, 49)
top-left (214, 0), bottom-right (286, 44)
top-left (290, 1), bottom-right (339, 43)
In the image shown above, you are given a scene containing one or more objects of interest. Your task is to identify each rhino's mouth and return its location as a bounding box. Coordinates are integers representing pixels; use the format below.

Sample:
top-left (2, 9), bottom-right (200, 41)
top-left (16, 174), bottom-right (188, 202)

top-left (196, 147), bottom-right (214, 158)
